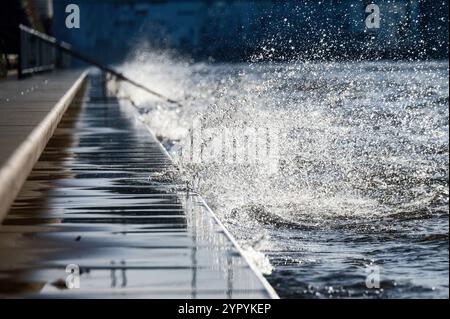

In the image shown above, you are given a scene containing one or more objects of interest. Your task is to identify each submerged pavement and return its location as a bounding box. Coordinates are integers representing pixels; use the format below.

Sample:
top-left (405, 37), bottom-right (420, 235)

top-left (0, 73), bottom-right (277, 298)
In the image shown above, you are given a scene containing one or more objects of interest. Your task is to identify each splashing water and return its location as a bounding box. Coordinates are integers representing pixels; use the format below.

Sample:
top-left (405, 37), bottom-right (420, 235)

top-left (118, 51), bottom-right (449, 298)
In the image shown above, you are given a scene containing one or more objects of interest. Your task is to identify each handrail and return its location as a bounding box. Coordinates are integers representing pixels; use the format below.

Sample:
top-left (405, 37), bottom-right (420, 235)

top-left (18, 24), bottom-right (71, 78)
top-left (19, 24), bottom-right (182, 107)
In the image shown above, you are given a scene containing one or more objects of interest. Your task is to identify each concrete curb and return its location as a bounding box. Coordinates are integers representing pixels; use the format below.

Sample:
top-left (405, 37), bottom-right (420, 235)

top-left (0, 70), bottom-right (89, 222)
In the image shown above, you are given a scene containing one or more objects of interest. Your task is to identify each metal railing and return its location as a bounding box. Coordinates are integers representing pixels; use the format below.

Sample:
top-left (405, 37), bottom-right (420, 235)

top-left (17, 25), bottom-right (180, 106)
top-left (18, 24), bottom-right (71, 79)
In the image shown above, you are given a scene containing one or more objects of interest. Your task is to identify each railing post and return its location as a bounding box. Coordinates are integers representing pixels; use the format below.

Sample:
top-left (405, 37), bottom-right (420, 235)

top-left (18, 24), bottom-right (66, 79)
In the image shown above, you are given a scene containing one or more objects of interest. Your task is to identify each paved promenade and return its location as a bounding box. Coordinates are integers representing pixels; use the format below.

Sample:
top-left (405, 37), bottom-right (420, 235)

top-left (0, 70), bottom-right (87, 221)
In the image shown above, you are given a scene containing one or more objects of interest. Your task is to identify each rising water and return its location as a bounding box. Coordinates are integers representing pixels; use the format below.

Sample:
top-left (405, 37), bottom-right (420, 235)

top-left (118, 52), bottom-right (449, 298)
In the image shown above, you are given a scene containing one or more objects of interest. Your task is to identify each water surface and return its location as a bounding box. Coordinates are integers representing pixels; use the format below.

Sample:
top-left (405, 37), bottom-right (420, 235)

top-left (119, 58), bottom-right (449, 298)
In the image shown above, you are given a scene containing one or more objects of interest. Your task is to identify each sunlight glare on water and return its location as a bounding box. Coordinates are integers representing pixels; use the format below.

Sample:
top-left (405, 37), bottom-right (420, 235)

top-left (118, 51), bottom-right (449, 298)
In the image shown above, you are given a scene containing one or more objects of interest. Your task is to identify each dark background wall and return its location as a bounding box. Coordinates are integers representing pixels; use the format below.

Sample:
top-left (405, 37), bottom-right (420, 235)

top-left (2, 0), bottom-right (449, 64)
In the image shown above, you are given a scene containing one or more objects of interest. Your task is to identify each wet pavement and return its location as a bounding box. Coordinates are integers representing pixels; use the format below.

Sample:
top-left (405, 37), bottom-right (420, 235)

top-left (0, 74), bottom-right (277, 298)
top-left (0, 70), bottom-right (87, 220)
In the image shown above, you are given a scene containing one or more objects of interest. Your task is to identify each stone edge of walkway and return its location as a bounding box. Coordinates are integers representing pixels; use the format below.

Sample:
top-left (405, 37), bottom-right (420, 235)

top-left (0, 70), bottom-right (89, 222)
top-left (131, 101), bottom-right (280, 299)
top-left (197, 194), bottom-right (281, 299)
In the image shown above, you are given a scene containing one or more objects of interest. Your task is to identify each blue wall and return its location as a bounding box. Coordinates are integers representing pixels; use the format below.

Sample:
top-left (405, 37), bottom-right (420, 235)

top-left (52, 0), bottom-right (449, 63)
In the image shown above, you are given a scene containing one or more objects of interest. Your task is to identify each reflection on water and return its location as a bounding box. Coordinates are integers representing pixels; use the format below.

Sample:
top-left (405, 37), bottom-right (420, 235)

top-left (110, 260), bottom-right (127, 288)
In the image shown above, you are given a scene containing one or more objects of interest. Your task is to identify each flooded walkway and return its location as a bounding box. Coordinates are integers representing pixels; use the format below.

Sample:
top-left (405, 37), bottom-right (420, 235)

top-left (0, 73), bottom-right (277, 298)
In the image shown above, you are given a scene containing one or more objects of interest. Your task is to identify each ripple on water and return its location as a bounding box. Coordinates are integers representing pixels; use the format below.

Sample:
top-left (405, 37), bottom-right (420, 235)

top-left (119, 58), bottom-right (449, 298)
